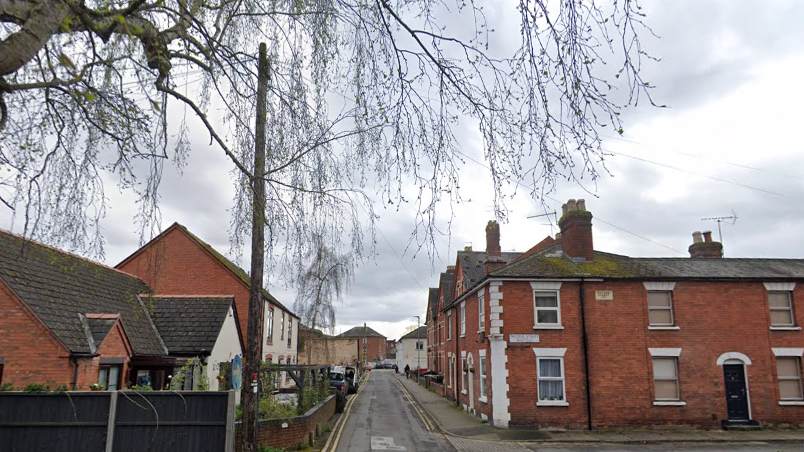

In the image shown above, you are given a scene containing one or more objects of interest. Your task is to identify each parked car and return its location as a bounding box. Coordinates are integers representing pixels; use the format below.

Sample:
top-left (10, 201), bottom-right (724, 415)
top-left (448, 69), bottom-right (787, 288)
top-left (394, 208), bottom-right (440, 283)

top-left (333, 365), bottom-right (360, 394)
top-left (329, 369), bottom-right (347, 413)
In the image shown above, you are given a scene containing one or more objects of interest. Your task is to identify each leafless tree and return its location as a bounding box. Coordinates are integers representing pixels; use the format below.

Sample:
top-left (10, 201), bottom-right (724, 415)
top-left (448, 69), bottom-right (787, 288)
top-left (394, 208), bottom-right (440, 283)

top-left (0, 0), bottom-right (657, 262)
top-left (293, 233), bottom-right (353, 363)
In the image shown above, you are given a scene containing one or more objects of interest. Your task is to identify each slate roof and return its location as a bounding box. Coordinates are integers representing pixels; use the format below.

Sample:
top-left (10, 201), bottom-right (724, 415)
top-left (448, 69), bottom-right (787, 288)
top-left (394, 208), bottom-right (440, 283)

top-left (399, 326), bottom-right (427, 341)
top-left (427, 288), bottom-right (439, 322)
top-left (0, 230), bottom-right (167, 356)
top-left (490, 244), bottom-right (804, 280)
top-left (439, 272), bottom-right (455, 305)
top-left (338, 326), bottom-right (385, 338)
top-left (86, 318), bottom-right (118, 350)
top-left (150, 296), bottom-right (236, 355)
top-left (119, 223), bottom-right (298, 318)
top-left (457, 250), bottom-right (521, 292)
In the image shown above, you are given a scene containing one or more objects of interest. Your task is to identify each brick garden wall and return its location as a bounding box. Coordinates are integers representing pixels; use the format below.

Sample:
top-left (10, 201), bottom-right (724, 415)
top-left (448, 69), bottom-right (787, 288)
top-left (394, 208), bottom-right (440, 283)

top-left (237, 395), bottom-right (336, 451)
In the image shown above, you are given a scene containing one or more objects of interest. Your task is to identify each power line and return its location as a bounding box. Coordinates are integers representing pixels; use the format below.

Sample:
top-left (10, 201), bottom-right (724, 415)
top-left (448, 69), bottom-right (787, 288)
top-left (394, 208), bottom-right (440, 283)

top-left (453, 148), bottom-right (684, 255)
top-left (609, 149), bottom-right (803, 201)
top-left (603, 134), bottom-right (804, 182)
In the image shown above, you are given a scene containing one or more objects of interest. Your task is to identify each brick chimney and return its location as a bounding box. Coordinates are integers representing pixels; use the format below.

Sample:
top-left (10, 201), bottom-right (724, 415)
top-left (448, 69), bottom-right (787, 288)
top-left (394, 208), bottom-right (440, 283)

top-left (446, 265), bottom-right (456, 274)
top-left (484, 259), bottom-right (506, 276)
top-left (558, 199), bottom-right (594, 261)
top-left (688, 230), bottom-right (723, 258)
top-left (485, 220), bottom-right (501, 257)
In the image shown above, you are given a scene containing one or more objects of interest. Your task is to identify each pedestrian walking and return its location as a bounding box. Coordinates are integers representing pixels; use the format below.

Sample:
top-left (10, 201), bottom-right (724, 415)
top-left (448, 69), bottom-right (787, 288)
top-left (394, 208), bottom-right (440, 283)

top-left (404, 364), bottom-right (410, 379)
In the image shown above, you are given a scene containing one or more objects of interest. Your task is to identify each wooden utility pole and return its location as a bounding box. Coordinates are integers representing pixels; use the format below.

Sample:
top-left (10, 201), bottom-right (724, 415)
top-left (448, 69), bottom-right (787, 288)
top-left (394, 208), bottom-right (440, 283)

top-left (240, 42), bottom-right (269, 452)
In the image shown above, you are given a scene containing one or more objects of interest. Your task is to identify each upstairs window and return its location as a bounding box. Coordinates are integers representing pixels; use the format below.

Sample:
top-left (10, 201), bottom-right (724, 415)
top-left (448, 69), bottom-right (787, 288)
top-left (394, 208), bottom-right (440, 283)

top-left (460, 302), bottom-right (466, 336)
top-left (448, 313), bottom-right (452, 340)
top-left (769, 292), bottom-right (795, 327)
top-left (531, 282), bottom-right (563, 328)
top-left (478, 292), bottom-right (485, 330)
top-left (266, 308), bottom-right (274, 343)
top-left (648, 291), bottom-right (674, 326)
top-left (280, 312), bottom-right (285, 340)
top-left (287, 318), bottom-right (293, 348)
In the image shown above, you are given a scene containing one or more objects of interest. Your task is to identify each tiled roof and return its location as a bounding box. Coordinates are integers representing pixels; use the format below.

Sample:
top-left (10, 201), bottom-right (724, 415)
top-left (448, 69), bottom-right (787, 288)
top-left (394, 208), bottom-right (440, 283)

top-left (150, 296), bottom-right (235, 355)
top-left (338, 326), bottom-right (385, 338)
top-left (439, 272), bottom-right (455, 304)
top-left (457, 250), bottom-right (521, 291)
top-left (491, 244), bottom-right (804, 280)
top-left (399, 326), bottom-right (427, 341)
top-left (87, 318), bottom-right (117, 350)
top-left (172, 224), bottom-right (298, 318)
top-left (427, 288), bottom-right (438, 321)
top-left (0, 230), bottom-right (166, 356)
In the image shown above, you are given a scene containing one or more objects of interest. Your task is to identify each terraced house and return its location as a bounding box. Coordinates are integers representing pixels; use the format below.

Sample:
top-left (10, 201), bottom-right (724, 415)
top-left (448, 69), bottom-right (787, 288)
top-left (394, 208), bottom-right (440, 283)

top-left (429, 199), bottom-right (804, 429)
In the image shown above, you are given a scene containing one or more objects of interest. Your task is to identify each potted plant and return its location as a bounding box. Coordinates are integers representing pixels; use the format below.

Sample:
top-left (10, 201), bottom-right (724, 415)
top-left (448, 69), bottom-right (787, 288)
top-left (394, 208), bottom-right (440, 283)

top-left (89, 383), bottom-right (105, 391)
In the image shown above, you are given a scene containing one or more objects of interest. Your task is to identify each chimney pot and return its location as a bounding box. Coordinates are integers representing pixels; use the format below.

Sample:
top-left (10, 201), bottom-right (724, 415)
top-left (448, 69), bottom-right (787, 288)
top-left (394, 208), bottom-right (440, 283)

top-left (702, 231), bottom-right (713, 243)
top-left (446, 265), bottom-right (456, 274)
top-left (692, 231), bottom-right (703, 244)
top-left (577, 199), bottom-right (586, 211)
top-left (464, 245), bottom-right (472, 252)
top-left (555, 232), bottom-right (562, 242)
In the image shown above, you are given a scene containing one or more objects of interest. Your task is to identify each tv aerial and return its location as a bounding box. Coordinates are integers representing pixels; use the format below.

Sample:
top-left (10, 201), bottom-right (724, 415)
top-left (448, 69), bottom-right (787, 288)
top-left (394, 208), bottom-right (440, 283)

top-left (702, 209), bottom-right (738, 245)
top-left (528, 211), bottom-right (558, 235)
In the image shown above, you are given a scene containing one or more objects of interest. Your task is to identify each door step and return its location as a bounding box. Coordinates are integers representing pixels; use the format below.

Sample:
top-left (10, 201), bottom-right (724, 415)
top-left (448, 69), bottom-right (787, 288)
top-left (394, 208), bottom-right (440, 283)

top-left (721, 419), bottom-right (762, 430)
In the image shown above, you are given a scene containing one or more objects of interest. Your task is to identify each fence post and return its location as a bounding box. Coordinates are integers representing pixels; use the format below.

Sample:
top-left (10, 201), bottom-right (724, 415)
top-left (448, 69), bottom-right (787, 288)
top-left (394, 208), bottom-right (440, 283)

top-left (225, 390), bottom-right (236, 452)
top-left (105, 391), bottom-right (118, 452)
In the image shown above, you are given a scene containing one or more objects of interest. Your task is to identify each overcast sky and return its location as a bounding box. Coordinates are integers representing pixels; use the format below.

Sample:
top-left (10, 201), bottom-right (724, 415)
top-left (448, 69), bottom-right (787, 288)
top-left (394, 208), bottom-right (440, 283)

top-left (2, 1), bottom-right (804, 343)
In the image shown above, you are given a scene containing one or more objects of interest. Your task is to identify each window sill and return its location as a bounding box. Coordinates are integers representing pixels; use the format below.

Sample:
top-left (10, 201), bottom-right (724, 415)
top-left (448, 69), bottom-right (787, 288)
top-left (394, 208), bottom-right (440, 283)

top-left (653, 401), bottom-right (686, 406)
top-left (770, 326), bottom-right (802, 331)
top-left (648, 326), bottom-right (680, 331)
top-left (533, 325), bottom-right (564, 330)
top-left (479, 397), bottom-right (488, 404)
top-left (537, 401), bottom-right (569, 407)
top-left (779, 401), bottom-right (804, 406)
top-left (460, 335), bottom-right (466, 338)
top-left (461, 390), bottom-right (467, 395)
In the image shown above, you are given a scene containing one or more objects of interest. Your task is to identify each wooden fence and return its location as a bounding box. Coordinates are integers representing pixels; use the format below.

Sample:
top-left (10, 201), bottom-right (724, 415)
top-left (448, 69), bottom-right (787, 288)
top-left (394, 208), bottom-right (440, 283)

top-left (0, 390), bottom-right (235, 452)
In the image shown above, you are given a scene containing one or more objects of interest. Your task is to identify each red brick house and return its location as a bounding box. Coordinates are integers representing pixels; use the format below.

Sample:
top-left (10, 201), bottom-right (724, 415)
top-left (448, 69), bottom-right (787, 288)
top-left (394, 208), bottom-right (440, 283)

top-left (116, 223), bottom-right (299, 368)
top-left (436, 200), bottom-right (804, 429)
top-left (0, 229), bottom-right (242, 391)
top-left (337, 326), bottom-right (386, 366)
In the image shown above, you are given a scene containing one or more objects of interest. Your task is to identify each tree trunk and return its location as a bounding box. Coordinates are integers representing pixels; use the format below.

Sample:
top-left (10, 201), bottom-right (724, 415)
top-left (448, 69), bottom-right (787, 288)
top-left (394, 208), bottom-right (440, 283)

top-left (239, 42), bottom-right (269, 452)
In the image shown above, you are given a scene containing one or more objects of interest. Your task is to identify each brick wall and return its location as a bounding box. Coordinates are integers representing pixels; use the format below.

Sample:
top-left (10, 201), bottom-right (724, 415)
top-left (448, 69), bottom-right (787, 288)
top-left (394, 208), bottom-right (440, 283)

top-left (496, 278), bottom-right (804, 429)
top-left (237, 395), bottom-right (336, 450)
top-left (298, 337), bottom-right (358, 365)
top-left (118, 228), bottom-right (255, 339)
top-left (0, 280), bottom-right (76, 388)
top-left (455, 288), bottom-right (495, 422)
top-left (360, 337), bottom-right (387, 364)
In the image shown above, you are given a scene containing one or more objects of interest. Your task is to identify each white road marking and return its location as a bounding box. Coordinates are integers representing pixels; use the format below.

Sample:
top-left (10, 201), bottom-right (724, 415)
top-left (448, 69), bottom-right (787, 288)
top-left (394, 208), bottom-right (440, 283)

top-left (370, 436), bottom-right (406, 451)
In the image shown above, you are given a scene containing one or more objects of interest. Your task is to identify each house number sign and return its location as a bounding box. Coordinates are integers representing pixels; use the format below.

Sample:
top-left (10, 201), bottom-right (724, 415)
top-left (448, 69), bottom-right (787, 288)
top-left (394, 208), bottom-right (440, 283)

top-left (509, 334), bottom-right (540, 343)
top-left (595, 290), bottom-right (614, 301)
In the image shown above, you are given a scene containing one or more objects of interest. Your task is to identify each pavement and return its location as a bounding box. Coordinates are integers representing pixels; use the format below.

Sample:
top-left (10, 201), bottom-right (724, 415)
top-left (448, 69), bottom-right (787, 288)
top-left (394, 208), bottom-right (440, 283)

top-left (393, 372), bottom-right (804, 444)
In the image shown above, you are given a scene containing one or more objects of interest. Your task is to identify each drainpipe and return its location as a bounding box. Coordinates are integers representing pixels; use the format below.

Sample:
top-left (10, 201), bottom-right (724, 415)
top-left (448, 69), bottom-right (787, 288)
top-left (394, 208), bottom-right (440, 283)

top-left (579, 279), bottom-right (592, 431)
top-left (71, 355), bottom-right (80, 390)
top-left (454, 305), bottom-right (460, 406)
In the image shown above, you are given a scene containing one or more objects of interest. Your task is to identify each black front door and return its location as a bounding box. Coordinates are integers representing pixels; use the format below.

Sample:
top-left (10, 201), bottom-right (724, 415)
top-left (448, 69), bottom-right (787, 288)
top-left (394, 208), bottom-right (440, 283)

top-left (723, 364), bottom-right (749, 421)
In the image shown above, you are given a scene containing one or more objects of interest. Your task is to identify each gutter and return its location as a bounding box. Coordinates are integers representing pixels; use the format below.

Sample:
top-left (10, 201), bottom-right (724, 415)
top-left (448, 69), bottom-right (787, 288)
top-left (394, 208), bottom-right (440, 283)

top-left (579, 279), bottom-right (593, 431)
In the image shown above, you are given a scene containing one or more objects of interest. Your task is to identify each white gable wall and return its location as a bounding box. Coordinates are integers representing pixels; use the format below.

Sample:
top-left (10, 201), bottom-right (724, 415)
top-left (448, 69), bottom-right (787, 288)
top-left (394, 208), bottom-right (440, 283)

top-left (209, 305), bottom-right (242, 403)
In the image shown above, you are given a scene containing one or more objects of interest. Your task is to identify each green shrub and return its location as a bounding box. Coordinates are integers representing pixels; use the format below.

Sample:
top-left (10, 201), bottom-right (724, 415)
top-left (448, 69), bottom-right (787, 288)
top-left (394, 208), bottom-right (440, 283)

top-left (0, 382), bottom-right (14, 391)
top-left (23, 383), bottom-right (50, 392)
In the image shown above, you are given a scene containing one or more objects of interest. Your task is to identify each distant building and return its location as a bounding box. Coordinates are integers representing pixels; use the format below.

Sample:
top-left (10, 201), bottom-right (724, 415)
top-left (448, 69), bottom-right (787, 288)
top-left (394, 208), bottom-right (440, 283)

top-left (297, 325), bottom-right (359, 366)
top-left (397, 326), bottom-right (427, 371)
top-left (338, 325), bottom-right (386, 365)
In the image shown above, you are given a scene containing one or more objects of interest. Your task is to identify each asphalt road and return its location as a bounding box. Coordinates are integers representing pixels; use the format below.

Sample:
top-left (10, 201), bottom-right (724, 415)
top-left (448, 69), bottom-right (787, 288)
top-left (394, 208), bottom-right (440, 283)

top-left (329, 370), bottom-right (455, 452)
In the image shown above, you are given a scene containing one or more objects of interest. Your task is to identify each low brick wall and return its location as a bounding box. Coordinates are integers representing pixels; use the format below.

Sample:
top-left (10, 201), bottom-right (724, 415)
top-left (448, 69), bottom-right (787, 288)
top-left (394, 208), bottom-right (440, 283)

top-left (237, 395), bottom-right (335, 450)
top-left (429, 380), bottom-right (445, 397)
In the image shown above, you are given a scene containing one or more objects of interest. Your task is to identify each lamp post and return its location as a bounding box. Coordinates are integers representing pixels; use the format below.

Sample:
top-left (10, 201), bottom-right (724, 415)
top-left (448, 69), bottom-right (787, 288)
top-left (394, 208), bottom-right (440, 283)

top-left (413, 315), bottom-right (420, 372)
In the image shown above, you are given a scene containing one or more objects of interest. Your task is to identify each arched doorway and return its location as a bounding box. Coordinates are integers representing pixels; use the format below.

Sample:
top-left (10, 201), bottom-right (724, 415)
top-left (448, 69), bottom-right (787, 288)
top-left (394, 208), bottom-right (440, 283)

top-left (717, 352), bottom-right (752, 423)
